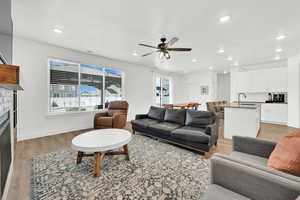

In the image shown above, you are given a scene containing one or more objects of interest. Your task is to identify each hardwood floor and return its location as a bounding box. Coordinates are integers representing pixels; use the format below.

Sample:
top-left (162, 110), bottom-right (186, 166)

top-left (7, 122), bottom-right (296, 200)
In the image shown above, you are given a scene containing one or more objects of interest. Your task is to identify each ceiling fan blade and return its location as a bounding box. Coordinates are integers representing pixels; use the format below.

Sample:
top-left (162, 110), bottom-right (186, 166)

top-left (141, 51), bottom-right (156, 57)
top-left (167, 37), bottom-right (179, 47)
top-left (167, 48), bottom-right (192, 51)
top-left (139, 43), bottom-right (158, 49)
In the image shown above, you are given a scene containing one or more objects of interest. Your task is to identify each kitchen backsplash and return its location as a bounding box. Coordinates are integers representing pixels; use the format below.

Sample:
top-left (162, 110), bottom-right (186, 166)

top-left (0, 88), bottom-right (12, 115)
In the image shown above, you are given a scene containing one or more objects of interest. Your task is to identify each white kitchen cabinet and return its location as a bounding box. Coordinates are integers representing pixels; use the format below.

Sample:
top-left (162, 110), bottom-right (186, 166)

top-left (224, 105), bottom-right (261, 139)
top-left (237, 71), bottom-right (252, 92)
top-left (236, 67), bottom-right (287, 93)
top-left (261, 103), bottom-right (288, 124)
top-left (268, 68), bottom-right (288, 92)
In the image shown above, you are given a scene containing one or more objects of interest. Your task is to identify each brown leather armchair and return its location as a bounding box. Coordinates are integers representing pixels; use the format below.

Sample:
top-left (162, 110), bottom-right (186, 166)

top-left (94, 101), bottom-right (129, 129)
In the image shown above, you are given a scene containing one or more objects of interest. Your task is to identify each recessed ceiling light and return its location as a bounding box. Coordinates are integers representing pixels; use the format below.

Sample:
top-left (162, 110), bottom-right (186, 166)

top-left (53, 28), bottom-right (63, 34)
top-left (275, 55), bottom-right (280, 60)
top-left (275, 48), bottom-right (283, 52)
top-left (233, 61), bottom-right (239, 66)
top-left (227, 56), bottom-right (233, 61)
top-left (223, 70), bottom-right (228, 74)
top-left (218, 48), bottom-right (225, 54)
top-left (132, 51), bottom-right (138, 56)
top-left (276, 34), bottom-right (286, 40)
top-left (192, 58), bottom-right (197, 62)
top-left (209, 66), bottom-right (213, 70)
top-left (219, 15), bottom-right (231, 23)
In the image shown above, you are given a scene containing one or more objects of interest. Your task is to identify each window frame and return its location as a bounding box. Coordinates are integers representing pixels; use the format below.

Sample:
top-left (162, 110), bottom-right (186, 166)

top-left (47, 58), bottom-right (124, 115)
top-left (153, 74), bottom-right (173, 107)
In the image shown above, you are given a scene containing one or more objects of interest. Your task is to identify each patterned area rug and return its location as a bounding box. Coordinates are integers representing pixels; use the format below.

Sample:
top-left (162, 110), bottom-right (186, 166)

top-left (31, 135), bottom-right (209, 200)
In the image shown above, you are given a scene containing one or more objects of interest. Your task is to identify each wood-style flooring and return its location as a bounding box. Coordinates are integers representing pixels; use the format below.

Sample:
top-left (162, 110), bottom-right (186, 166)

top-left (7, 122), bottom-right (297, 200)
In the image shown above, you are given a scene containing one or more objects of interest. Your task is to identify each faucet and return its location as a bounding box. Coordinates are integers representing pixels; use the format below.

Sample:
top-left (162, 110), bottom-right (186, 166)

top-left (238, 93), bottom-right (247, 104)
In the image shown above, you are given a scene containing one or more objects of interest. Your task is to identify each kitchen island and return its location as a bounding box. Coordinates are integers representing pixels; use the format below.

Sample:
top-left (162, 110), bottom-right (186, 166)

top-left (224, 103), bottom-right (261, 139)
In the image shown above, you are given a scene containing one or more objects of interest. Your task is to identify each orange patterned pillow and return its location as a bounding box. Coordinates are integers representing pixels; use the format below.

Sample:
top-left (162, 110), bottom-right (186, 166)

top-left (267, 130), bottom-right (300, 176)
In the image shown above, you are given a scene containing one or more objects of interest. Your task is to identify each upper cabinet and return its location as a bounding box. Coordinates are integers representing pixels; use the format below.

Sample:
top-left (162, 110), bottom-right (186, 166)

top-left (237, 67), bottom-right (287, 93)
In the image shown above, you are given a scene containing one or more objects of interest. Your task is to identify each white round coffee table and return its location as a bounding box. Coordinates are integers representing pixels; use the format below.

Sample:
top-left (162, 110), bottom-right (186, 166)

top-left (72, 129), bottom-right (132, 177)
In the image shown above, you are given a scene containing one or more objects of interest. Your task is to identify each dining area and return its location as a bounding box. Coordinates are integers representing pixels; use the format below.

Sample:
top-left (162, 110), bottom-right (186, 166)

top-left (164, 102), bottom-right (201, 110)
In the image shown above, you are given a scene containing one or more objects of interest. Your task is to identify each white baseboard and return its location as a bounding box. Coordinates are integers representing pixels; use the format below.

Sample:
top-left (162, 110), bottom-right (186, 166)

top-left (17, 126), bottom-right (93, 141)
top-left (261, 120), bottom-right (287, 125)
top-left (1, 162), bottom-right (13, 200)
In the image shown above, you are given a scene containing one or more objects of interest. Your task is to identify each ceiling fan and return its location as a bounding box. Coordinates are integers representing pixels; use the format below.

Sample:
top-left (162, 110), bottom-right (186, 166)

top-left (139, 37), bottom-right (192, 59)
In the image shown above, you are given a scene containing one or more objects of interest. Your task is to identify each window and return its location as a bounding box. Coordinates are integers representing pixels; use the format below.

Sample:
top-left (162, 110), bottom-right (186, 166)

top-left (49, 59), bottom-right (123, 113)
top-left (104, 68), bottom-right (123, 108)
top-left (155, 76), bottom-right (171, 107)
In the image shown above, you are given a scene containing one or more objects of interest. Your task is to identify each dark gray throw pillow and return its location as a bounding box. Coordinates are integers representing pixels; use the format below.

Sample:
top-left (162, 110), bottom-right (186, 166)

top-left (185, 110), bottom-right (216, 128)
top-left (147, 106), bottom-right (166, 121)
top-left (164, 109), bottom-right (186, 125)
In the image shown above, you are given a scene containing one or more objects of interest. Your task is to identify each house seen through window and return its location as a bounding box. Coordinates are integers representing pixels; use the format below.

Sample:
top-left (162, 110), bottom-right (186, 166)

top-left (49, 59), bottom-right (123, 113)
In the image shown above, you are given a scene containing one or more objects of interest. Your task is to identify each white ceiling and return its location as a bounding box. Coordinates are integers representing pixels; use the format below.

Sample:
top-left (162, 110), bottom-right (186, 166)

top-left (12, 0), bottom-right (300, 73)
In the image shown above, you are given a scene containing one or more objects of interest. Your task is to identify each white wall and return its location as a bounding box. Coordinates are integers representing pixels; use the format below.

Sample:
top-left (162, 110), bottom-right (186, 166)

top-left (13, 37), bottom-right (180, 141)
top-left (287, 55), bottom-right (300, 128)
top-left (216, 73), bottom-right (230, 101)
top-left (176, 71), bottom-right (217, 110)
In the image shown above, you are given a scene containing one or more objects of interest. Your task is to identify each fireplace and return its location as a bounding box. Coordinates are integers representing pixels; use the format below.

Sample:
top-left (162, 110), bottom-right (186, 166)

top-left (0, 111), bottom-right (11, 198)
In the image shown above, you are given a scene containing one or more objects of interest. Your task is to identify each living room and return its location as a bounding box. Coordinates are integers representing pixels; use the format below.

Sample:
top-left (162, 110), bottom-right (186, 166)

top-left (1, 0), bottom-right (300, 199)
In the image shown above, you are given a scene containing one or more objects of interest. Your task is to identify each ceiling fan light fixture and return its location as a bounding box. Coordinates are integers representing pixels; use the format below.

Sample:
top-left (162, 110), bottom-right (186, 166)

top-left (159, 51), bottom-right (164, 59)
top-left (139, 37), bottom-right (191, 60)
top-left (165, 52), bottom-right (171, 59)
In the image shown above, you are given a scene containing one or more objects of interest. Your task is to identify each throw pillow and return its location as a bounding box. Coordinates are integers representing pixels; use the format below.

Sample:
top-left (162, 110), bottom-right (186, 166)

top-left (267, 130), bottom-right (300, 176)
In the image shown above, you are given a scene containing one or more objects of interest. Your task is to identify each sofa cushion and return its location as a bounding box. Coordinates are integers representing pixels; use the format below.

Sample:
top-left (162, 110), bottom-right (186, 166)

top-left (171, 126), bottom-right (210, 144)
top-left (267, 130), bottom-right (300, 176)
top-left (147, 106), bottom-right (166, 121)
top-left (164, 109), bottom-right (186, 125)
top-left (231, 151), bottom-right (268, 167)
top-left (149, 122), bottom-right (182, 135)
top-left (131, 118), bottom-right (159, 128)
top-left (202, 184), bottom-right (251, 200)
top-left (185, 110), bottom-right (216, 128)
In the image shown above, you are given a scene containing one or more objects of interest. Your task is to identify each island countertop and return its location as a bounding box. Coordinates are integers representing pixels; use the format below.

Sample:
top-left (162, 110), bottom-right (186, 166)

top-left (224, 103), bottom-right (260, 109)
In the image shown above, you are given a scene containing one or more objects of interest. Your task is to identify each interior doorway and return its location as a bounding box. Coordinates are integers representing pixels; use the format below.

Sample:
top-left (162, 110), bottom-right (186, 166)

top-left (217, 73), bottom-right (231, 102)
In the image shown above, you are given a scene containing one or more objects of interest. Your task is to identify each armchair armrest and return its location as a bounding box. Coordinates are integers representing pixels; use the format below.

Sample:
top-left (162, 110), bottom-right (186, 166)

top-left (112, 114), bottom-right (127, 128)
top-left (94, 112), bottom-right (108, 128)
top-left (233, 136), bottom-right (276, 158)
top-left (205, 122), bottom-right (218, 146)
top-left (94, 112), bottom-right (108, 118)
top-left (135, 114), bottom-right (148, 120)
top-left (210, 155), bottom-right (300, 200)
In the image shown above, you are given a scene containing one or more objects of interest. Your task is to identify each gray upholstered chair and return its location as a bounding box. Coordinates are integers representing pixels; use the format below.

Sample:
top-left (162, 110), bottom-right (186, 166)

top-left (202, 136), bottom-right (300, 200)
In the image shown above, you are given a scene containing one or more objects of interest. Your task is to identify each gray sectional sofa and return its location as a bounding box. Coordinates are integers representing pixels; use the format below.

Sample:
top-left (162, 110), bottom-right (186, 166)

top-left (131, 106), bottom-right (219, 157)
top-left (202, 136), bottom-right (300, 200)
